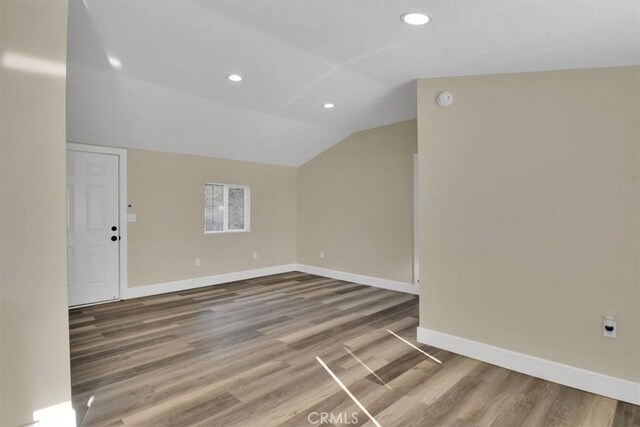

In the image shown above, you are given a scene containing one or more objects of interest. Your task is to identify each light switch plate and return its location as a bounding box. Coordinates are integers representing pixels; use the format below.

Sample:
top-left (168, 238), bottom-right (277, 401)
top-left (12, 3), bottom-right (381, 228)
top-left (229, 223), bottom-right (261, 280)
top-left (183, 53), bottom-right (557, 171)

top-left (127, 213), bottom-right (137, 223)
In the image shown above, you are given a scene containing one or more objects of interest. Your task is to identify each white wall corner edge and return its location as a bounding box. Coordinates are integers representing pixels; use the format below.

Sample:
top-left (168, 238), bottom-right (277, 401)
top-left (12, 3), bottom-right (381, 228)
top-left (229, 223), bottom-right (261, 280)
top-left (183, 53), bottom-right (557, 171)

top-left (295, 264), bottom-right (417, 295)
top-left (123, 264), bottom-right (297, 299)
top-left (417, 326), bottom-right (640, 405)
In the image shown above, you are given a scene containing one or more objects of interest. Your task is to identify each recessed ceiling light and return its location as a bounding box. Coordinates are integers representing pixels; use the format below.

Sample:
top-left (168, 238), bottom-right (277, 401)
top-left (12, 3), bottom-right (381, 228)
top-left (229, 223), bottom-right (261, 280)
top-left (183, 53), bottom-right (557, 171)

top-left (228, 74), bottom-right (243, 82)
top-left (108, 56), bottom-right (122, 70)
top-left (323, 103), bottom-right (335, 109)
top-left (401, 12), bottom-right (430, 25)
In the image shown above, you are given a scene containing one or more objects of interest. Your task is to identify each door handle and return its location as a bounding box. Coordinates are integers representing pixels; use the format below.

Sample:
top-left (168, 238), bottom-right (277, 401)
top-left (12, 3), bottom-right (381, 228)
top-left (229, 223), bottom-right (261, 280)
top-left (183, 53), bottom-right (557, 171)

top-left (111, 226), bottom-right (118, 231)
top-left (111, 236), bottom-right (118, 241)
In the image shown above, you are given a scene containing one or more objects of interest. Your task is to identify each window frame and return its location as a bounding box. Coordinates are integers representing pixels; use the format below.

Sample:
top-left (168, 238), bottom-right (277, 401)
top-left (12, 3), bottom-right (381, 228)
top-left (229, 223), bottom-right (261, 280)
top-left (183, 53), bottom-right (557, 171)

top-left (204, 183), bottom-right (251, 234)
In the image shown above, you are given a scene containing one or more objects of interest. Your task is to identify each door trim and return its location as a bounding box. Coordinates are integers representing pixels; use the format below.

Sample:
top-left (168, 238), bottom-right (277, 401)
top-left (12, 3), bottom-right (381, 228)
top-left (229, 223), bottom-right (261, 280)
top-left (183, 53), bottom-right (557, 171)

top-left (413, 153), bottom-right (419, 291)
top-left (67, 143), bottom-right (128, 303)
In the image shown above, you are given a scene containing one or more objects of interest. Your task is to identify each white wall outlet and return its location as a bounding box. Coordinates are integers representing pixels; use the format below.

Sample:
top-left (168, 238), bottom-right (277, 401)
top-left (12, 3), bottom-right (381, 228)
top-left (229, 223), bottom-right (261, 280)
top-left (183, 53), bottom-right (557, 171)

top-left (252, 252), bottom-right (258, 259)
top-left (194, 258), bottom-right (201, 267)
top-left (320, 251), bottom-right (325, 259)
top-left (603, 316), bottom-right (617, 338)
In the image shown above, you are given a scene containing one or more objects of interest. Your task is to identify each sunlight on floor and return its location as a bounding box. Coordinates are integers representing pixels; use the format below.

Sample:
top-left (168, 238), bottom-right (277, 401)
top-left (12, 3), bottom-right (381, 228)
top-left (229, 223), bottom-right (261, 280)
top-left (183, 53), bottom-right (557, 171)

top-left (386, 329), bottom-right (442, 364)
top-left (315, 356), bottom-right (382, 427)
top-left (343, 346), bottom-right (393, 390)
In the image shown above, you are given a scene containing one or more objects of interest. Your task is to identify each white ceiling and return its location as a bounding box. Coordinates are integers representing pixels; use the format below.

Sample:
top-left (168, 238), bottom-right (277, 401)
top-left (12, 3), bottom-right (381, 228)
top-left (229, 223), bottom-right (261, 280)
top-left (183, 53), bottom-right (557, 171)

top-left (67, 0), bottom-right (640, 166)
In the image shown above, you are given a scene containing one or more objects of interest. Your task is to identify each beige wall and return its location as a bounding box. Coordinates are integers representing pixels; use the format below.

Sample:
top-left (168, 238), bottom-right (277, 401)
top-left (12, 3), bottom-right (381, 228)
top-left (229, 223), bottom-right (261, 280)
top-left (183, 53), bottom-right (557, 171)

top-left (417, 66), bottom-right (640, 382)
top-left (297, 120), bottom-right (417, 284)
top-left (128, 149), bottom-right (297, 287)
top-left (1, 1), bottom-right (72, 426)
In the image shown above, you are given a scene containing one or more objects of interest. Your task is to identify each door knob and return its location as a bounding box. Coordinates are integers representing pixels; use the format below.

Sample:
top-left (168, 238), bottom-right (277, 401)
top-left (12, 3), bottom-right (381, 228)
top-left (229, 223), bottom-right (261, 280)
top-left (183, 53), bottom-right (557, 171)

top-left (111, 226), bottom-right (117, 231)
top-left (111, 236), bottom-right (118, 241)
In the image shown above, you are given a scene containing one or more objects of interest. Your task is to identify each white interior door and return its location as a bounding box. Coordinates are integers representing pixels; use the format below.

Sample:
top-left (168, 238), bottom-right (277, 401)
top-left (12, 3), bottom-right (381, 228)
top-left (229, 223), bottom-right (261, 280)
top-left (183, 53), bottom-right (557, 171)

top-left (67, 150), bottom-right (120, 306)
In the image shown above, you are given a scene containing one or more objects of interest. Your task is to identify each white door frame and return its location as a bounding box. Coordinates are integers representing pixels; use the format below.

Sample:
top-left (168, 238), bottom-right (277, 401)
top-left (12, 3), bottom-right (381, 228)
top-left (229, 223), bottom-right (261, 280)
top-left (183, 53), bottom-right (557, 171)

top-left (67, 143), bottom-right (128, 302)
top-left (413, 153), bottom-right (419, 292)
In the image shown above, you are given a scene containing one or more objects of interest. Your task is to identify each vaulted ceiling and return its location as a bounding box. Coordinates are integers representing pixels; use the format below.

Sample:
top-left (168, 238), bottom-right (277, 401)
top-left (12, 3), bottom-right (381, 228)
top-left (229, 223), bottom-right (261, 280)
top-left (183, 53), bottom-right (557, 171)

top-left (67, 0), bottom-right (640, 166)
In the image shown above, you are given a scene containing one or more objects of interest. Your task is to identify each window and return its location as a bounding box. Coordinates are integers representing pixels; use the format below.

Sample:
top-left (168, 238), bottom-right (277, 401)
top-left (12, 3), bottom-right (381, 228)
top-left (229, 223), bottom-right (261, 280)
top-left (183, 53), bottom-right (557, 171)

top-left (205, 183), bottom-right (250, 233)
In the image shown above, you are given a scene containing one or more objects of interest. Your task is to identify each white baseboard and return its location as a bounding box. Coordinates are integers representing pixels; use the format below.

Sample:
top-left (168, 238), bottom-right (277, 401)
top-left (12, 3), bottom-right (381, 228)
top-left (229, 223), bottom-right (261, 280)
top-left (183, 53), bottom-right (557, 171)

top-left (417, 327), bottom-right (640, 405)
top-left (123, 264), bottom-right (297, 299)
top-left (295, 264), bottom-right (417, 295)
top-left (32, 401), bottom-right (76, 426)
top-left (124, 263), bottom-right (417, 300)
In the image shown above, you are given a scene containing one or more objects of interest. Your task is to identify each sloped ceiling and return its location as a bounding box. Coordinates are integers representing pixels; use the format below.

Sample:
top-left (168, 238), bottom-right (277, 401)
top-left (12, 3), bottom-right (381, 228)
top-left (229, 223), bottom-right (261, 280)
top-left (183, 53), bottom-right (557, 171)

top-left (67, 0), bottom-right (640, 166)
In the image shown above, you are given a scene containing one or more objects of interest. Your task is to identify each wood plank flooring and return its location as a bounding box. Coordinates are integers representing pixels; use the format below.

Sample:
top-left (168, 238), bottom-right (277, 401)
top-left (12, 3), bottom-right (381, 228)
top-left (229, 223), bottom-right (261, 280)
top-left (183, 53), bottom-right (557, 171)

top-left (69, 272), bottom-right (640, 426)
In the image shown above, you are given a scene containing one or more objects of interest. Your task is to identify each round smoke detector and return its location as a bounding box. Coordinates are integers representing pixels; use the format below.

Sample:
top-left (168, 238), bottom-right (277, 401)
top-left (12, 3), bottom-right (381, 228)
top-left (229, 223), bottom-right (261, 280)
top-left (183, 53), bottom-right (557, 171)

top-left (437, 91), bottom-right (453, 107)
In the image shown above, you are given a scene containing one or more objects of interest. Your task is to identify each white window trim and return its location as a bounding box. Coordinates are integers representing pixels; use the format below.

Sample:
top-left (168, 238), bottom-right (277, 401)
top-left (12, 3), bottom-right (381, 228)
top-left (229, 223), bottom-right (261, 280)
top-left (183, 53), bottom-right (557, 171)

top-left (205, 183), bottom-right (251, 234)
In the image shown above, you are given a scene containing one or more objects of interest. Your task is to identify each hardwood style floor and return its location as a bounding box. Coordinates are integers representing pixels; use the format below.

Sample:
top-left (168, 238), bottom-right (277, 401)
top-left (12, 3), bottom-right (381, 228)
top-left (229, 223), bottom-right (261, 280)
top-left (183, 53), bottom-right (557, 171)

top-left (69, 272), bottom-right (639, 427)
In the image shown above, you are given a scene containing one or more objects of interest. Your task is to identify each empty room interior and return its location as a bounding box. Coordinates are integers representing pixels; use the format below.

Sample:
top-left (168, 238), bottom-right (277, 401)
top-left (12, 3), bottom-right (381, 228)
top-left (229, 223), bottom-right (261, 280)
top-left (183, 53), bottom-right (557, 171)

top-left (2, 1), bottom-right (640, 426)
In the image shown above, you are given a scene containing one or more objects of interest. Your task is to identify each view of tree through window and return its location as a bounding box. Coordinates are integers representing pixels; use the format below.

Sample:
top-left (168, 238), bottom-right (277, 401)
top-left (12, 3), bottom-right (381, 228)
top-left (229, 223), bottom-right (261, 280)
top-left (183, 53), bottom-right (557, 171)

top-left (228, 187), bottom-right (245, 230)
top-left (204, 184), bottom-right (249, 233)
